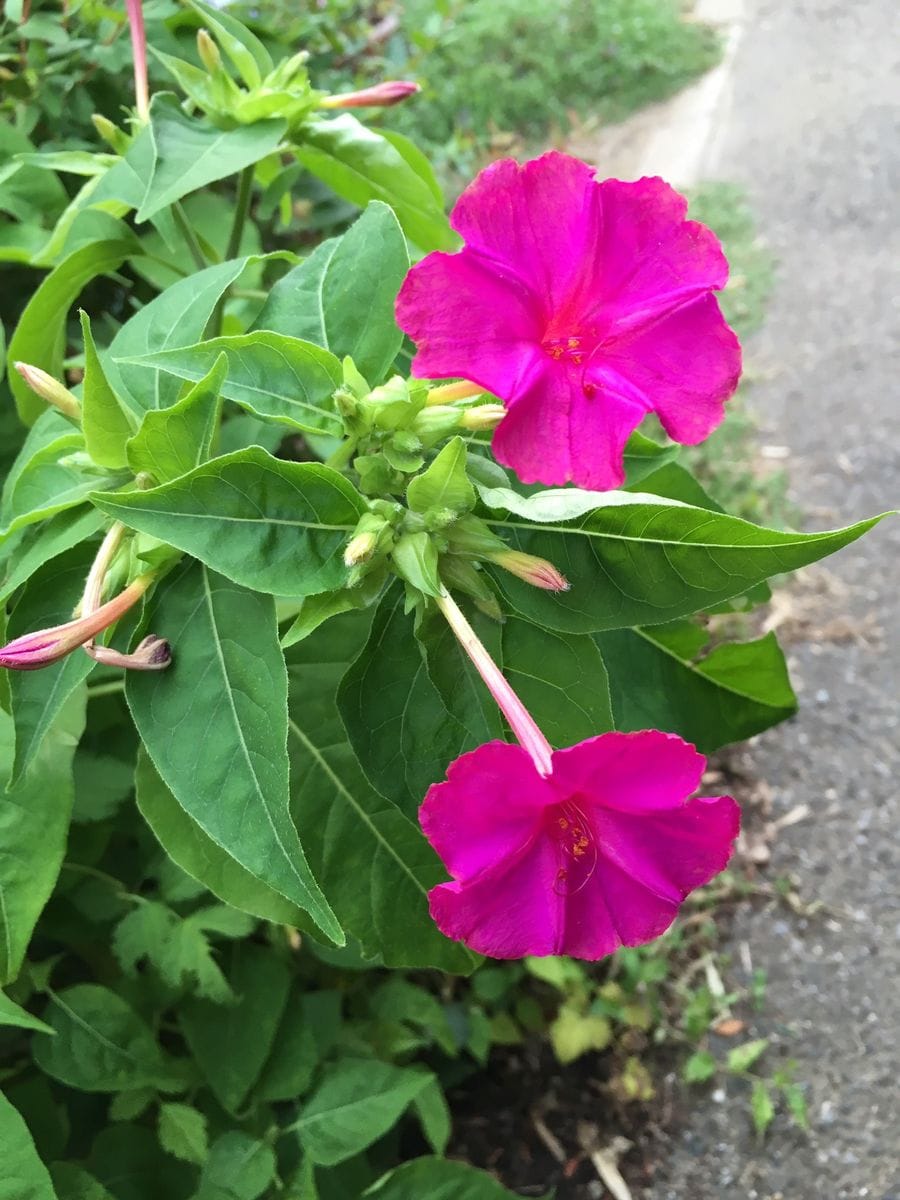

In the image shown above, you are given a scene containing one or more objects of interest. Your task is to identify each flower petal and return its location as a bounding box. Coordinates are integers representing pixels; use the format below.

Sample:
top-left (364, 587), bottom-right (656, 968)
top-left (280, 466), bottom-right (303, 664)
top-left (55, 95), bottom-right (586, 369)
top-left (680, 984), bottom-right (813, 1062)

top-left (450, 151), bottom-right (602, 313)
top-left (592, 176), bottom-right (729, 330)
top-left (551, 730), bottom-right (707, 813)
top-left (428, 834), bottom-right (564, 958)
top-left (601, 293), bottom-right (742, 444)
top-left (562, 855), bottom-right (677, 957)
top-left (419, 741), bottom-right (552, 882)
top-left (491, 363), bottom-right (647, 489)
top-left (594, 794), bottom-right (740, 903)
top-left (396, 249), bottom-right (543, 397)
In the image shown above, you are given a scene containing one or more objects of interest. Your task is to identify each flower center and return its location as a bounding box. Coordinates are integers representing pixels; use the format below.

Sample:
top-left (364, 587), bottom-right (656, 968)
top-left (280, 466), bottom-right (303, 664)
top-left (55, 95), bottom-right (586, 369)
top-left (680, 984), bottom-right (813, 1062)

top-left (547, 800), bottom-right (597, 895)
top-left (540, 332), bottom-right (601, 398)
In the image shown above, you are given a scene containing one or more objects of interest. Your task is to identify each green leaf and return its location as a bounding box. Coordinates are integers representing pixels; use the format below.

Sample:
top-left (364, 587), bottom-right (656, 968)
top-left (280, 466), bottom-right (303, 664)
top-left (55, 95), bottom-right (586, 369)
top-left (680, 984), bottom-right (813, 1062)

top-left (34, 984), bottom-right (186, 1092)
top-left (158, 1103), bottom-right (208, 1167)
top-left (86, 1126), bottom-right (193, 1200)
top-left (109, 1088), bottom-right (156, 1122)
top-left (286, 611), bottom-right (476, 972)
top-left (187, 0), bottom-right (273, 86)
top-left (622, 431), bottom-right (680, 485)
top-left (113, 901), bottom-right (237, 1004)
top-left (726, 1038), bottom-right (769, 1074)
top-left (407, 438), bottom-right (474, 514)
top-left (0, 1090), bottom-right (58, 1200)
top-left (1, 432), bottom-right (125, 539)
top-left (0, 695), bottom-right (85, 985)
top-left (7, 542), bottom-right (96, 783)
top-left (0, 990), bottom-right (53, 1035)
top-left (596, 626), bottom-right (797, 751)
top-left (750, 1078), bottom-right (775, 1136)
top-left (296, 115), bottom-right (455, 252)
top-left (79, 311), bottom-right (134, 470)
top-left (106, 259), bottom-right (249, 416)
top-left (126, 354), bottom-right (225, 484)
top-left (253, 202), bottom-right (409, 384)
top-left (180, 944), bottom-right (290, 1113)
top-left (135, 749), bottom-right (309, 926)
top-left (484, 496), bottom-right (886, 632)
top-left (365, 1157), bottom-right (527, 1200)
top-left (95, 449), bottom-right (365, 597)
top-left (130, 96), bottom-right (285, 223)
top-left (782, 1082), bottom-right (809, 1130)
top-left (50, 1163), bottom-right (115, 1200)
top-left (682, 1049), bottom-right (718, 1084)
top-left (411, 1078), bottom-right (451, 1155)
top-left (198, 1132), bottom-right (276, 1200)
top-left (119, 332), bottom-right (343, 435)
top-left (549, 1005), bottom-right (612, 1064)
top-left (391, 531), bottom-right (441, 596)
top-left (257, 989), bottom-right (341, 1103)
top-left (0, 507), bottom-right (104, 605)
top-left (127, 560), bottom-right (342, 942)
top-left (6, 238), bottom-right (139, 424)
top-left (296, 1060), bottom-right (432, 1166)
top-left (369, 978), bottom-right (457, 1057)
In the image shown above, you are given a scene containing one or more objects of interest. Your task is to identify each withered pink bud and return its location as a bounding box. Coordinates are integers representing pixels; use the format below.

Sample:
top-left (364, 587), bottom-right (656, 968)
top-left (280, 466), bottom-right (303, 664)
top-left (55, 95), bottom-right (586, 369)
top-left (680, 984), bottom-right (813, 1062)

top-left (320, 81), bottom-right (420, 109)
top-left (85, 634), bottom-right (172, 672)
top-left (489, 550), bottom-right (570, 592)
top-left (0, 576), bottom-right (153, 671)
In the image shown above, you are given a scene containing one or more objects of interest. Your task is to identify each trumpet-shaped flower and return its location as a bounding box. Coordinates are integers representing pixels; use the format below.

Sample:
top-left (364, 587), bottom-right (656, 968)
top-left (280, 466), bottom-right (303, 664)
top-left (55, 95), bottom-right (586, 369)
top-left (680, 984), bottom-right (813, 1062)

top-left (421, 730), bottom-right (739, 959)
top-left (396, 151), bottom-right (742, 489)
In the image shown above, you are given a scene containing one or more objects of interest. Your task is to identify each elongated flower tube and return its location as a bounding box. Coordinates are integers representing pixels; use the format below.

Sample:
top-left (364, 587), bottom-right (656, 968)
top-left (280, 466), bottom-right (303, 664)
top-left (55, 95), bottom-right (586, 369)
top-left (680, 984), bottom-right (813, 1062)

top-left (0, 576), bottom-right (154, 671)
top-left (126, 0), bottom-right (150, 122)
top-left (14, 362), bottom-right (81, 422)
top-left (320, 81), bottom-right (420, 109)
top-left (423, 589), bottom-right (739, 959)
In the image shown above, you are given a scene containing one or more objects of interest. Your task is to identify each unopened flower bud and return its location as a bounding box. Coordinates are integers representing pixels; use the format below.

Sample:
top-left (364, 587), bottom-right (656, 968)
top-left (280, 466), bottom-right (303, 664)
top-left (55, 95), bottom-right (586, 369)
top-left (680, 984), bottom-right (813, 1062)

top-left (196, 28), bottom-right (222, 72)
top-left (459, 404), bottom-right (506, 432)
top-left (91, 113), bottom-right (129, 153)
top-left (426, 379), bottom-right (485, 406)
top-left (490, 550), bottom-right (570, 592)
top-left (320, 81), bottom-right (420, 110)
top-left (14, 362), bottom-right (81, 422)
top-left (0, 576), bottom-right (154, 671)
top-left (440, 556), bottom-right (503, 621)
top-left (446, 515), bottom-right (509, 558)
top-left (343, 511), bottom-right (392, 567)
top-left (412, 405), bottom-right (463, 446)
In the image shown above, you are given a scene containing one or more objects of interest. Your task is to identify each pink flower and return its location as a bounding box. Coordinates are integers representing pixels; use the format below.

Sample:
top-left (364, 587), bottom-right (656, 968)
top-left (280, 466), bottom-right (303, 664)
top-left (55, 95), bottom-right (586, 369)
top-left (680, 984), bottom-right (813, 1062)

top-left (421, 731), bottom-right (739, 960)
top-left (396, 151), bottom-right (742, 489)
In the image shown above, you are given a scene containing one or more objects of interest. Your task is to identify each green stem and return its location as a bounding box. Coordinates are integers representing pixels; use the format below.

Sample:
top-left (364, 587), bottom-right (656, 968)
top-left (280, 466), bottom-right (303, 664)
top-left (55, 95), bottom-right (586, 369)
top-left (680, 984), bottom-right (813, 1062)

top-left (324, 438), bottom-right (358, 471)
top-left (209, 165), bottom-right (255, 338)
top-left (172, 202), bottom-right (208, 272)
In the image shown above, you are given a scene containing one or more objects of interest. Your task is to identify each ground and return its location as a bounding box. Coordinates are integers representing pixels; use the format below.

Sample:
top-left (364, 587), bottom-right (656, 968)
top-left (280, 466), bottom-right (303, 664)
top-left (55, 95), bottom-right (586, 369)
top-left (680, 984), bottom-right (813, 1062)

top-left (642, 1), bottom-right (900, 1197)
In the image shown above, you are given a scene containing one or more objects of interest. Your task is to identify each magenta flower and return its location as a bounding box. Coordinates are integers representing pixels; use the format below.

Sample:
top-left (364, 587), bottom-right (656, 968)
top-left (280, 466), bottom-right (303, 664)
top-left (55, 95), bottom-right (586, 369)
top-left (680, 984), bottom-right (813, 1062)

top-left (396, 151), bottom-right (742, 489)
top-left (423, 589), bottom-right (739, 959)
top-left (422, 731), bottom-right (738, 960)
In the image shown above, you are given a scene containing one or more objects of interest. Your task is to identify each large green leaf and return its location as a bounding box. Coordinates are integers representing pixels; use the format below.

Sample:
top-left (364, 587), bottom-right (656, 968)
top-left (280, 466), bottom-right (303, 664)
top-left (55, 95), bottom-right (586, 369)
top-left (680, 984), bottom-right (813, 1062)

top-left (105, 258), bottom-right (249, 416)
top-left (6, 238), bottom-right (139, 424)
top-left (295, 1060), bottom-right (432, 1166)
top-left (7, 542), bottom-right (96, 783)
top-left (0, 990), bottom-right (53, 1035)
top-left (286, 611), bottom-right (475, 972)
top-left (296, 115), bottom-right (455, 252)
top-left (0, 410), bottom-right (72, 522)
top-left (196, 1132), bottom-right (275, 1200)
top-left (93, 449), bottom-right (365, 597)
top-left (33, 985), bottom-right (186, 1093)
top-left (482, 493), bottom-right (885, 633)
top-left (126, 560), bottom-right (342, 943)
top-left (126, 355), bottom-right (225, 484)
top-left (0, 694), bottom-right (85, 985)
top-left (0, 1090), bottom-right (58, 1200)
top-left (135, 749), bottom-right (310, 927)
top-left (597, 625), bottom-right (797, 751)
top-left (119, 332), bottom-right (343, 435)
top-left (253, 202), bottom-right (409, 383)
top-left (180, 944), bottom-right (290, 1114)
top-left (125, 96), bottom-right (286, 223)
top-left (366, 1158), bottom-right (528, 1200)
